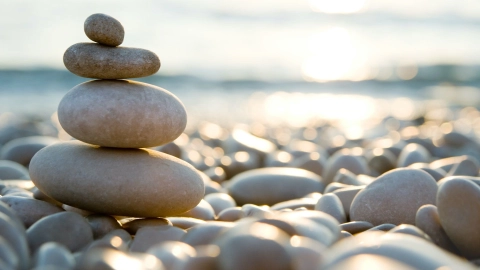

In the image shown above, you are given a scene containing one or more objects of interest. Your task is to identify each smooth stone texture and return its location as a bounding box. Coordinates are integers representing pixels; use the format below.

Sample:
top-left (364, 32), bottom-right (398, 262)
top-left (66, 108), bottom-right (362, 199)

top-left (173, 245), bottom-right (219, 270)
top-left (437, 178), bottom-right (480, 259)
top-left (315, 193), bottom-right (346, 223)
top-left (204, 193), bottom-right (236, 215)
top-left (32, 187), bottom-right (62, 206)
top-left (321, 232), bottom-right (475, 269)
top-left (129, 226), bottom-right (186, 253)
top-left (332, 185), bottom-right (364, 218)
top-left (289, 152), bottom-right (327, 177)
top-left (33, 242), bottom-right (75, 269)
top-left (350, 168), bottom-right (437, 226)
top-left (0, 236), bottom-right (19, 270)
top-left (58, 80), bottom-right (186, 148)
top-left (121, 218), bottom-right (171, 235)
top-left (280, 210), bottom-right (341, 240)
top-left (182, 221), bottom-right (233, 246)
top-left (30, 141), bottom-right (204, 217)
top-left (0, 196), bottom-right (63, 228)
top-left (415, 204), bottom-right (459, 253)
top-left (0, 136), bottom-right (58, 166)
top-left (332, 168), bottom-right (363, 186)
top-left (270, 198), bottom-right (317, 211)
top-left (84, 13), bottom-right (124, 46)
top-left (241, 204), bottom-right (274, 219)
top-left (0, 160), bottom-right (29, 180)
top-left (322, 148), bottom-right (369, 184)
top-left (62, 204), bottom-right (94, 216)
top-left (167, 217), bottom-right (206, 230)
top-left (446, 155), bottom-right (479, 177)
top-left (287, 236), bottom-right (326, 270)
top-left (340, 221), bottom-right (373, 234)
top-left (146, 241), bottom-right (196, 270)
top-left (26, 212), bottom-right (93, 253)
top-left (366, 223), bottom-right (396, 232)
top-left (85, 231), bottom-right (131, 252)
top-left (323, 182), bottom-right (351, 193)
top-left (0, 212), bottom-right (30, 270)
top-left (0, 200), bottom-right (24, 229)
top-left (86, 214), bottom-right (122, 239)
top-left (216, 207), bottom-right (243, 222)
top-left (227, 167), bottom-right (325, 205)
top-left (172, 199), bottom-right (215, 221)
top-left (63, 43), bottom-right (160, 79)
top-left (396, 143), bottom-right (431, 168)
top-left (388, 224), bottom-right (432, 242)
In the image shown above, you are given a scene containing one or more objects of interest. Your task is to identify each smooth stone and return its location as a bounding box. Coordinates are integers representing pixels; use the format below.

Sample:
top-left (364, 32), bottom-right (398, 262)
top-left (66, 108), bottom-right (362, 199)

top-left (167, 217), bottom-right (206, 230)
top-left (321, 232), bottom-right (474, 269)
top-left (219, 151), bottom-right (260, 179)
top-left (84, 13), bottom-right (124, 46)
top-left (0, 236), bottom-right (19, 270)
top-left (323, 182), bottom-right (351, 193)
top-left (396, 143), bottom-right (431, 167)
top-left (0, 196), bottom-right (63, 228)
top-left (227, 167), bottom-right (325, 205)
top-left (332, 186), bottom-right (364, 218)
top-left (0, 136), bottom-right (58, 166)
top-left (121, 218), bottom-right (171, 235)
top-left (325, 254), bottom-right (416, 270)
top-left (173, 245), bottom-right (219, 270)
top-left (437, 178), bottom-right (480, 259)
top-left (270, 198), bottom-right (317, 211)
top-left (415, 204), bottom-right (459, 253)
top-left (429, 156), bottom-right (462, 173)
top-left (1, 186), bottom-right (33, 197)
top-left (446, 155), bottom-right (479, 177)
top-left (241, 204), bottom-right (274, 219)
top-left (63, 43), bottom-right (160, 79)
top-left (58, 80), bottom-right (186, 148)
top-left (265, 150), bottom-right (293, 167)
top-left (408, 163), bottom-right (446, 181)
top-left (85, 232), bottom-right (130, 252)
top-left (76, 247), bottom-right (164, 270)
top-left (172, 200), bottom-right (215, 221)
top-left (287, 236), bottom-right (326, 270)
top-left (203, 166), bottom-right (227, 184)
top-left (280, 210), bottom-right (341, 240)
top-left (146, 241), bottom-right (196, 270)
top-left (322, 148), bottom-right (369, 184)
top-left (26, 212), bottom-right (93, 253)
top-left (315, 193), bottom-right (347, 224)
top-left (350, 168), bottom-right (437, 225)
top-left (215, 222), bottom-right (292, 270)
top-left (0, 212), bottom-right (30, 270)
top-left (388, 224), bottom-right (432, 242)
top-left (32, 187), bottom-right (62, 206)
top-left (340, 230), bottom-right (353, 239)
top-left (204, 193), bottom-right (236, 215)
top-left (366, 148), bottom-right (396, 175)
top-left (86, 214), bottom-right (122, 239)
top-left (216, 207), bottom-right (243, 222)
top-left (0, 180), bottom-right (35, 191)
top-left (0, 200), bottom-right (24, 229)
top-left (102, 229), bottom-right (132, 246)
top-left (0, 160), bottom-right (29, 180)
top-left (182, 221), bottom-right (233, 246)
top-left (223, 128), bottom-right (277, 162)
top-left (129, 226), bottom-right (186, 253)
top-left (340, 221), bottom-right (373, 234)
top-left (62, 204), bottom-right (94, 216)
top-left (33, 242), bottom-right (75, 269)
top-left (289, 152), bottom-right (327, 177)
top-left (366, 223), bottom-right (396, 232)
top-left (332, 168), bottom-right (363, 186)
top-left (30, 141), bottom-right (204, 217)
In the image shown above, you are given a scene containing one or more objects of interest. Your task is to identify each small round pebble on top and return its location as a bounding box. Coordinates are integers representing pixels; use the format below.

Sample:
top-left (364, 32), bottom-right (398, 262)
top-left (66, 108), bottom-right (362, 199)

top-left (84, 13), bottom-right (124, 46)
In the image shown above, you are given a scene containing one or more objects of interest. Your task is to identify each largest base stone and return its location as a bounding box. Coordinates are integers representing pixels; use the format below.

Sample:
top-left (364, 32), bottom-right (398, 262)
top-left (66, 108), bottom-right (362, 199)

top-left (29, 141), bottom-right (204, 217)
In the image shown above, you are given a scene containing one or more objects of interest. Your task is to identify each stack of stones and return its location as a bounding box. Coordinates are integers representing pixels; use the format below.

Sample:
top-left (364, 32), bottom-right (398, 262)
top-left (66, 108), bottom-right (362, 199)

top-left (29, 13), bottom-right (204, 218)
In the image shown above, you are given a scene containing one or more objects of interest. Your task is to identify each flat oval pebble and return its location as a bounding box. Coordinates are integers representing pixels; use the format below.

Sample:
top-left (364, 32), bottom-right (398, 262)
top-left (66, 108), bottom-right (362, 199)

top-left (216, 207), bottom-right (243, 222)
top-left (0, 196), bottom-right (63, 228)
top-left (0, 236), bottom-right (19, 270)
top-left (129, 226), bottom-right (185, 253)
top-left (0, 136), bottom-right (58, 166)
top-left (121, 217), bottom-right (171, 235)
top-left (204, 193), bottom-right (236, 215)
top-left (63, 43), bottom-right (160, 79)
top-left (84, 13), bottom-right (124, 46)
top-left (437, 178), bottom-right (480, 259)
top-left (0, 160), bottom-right (29, 180)
top-left (227, 167), bottom-right (325, 205)
top-left (26, 212), bottom-right (93, 253)
top-left (146, 241), bottom-right (196, 270)
top-left (172, 199), bottom-right (215, 221)
top-left (182, 221), bottom-right (233, 246)
top-left (33, 242), bottom-right (75, 270)
top-left (58, 80), bottom-right (187, 148)
top-left (29, 141), bottom-right (204, 217)
top-left (323, 148), bottom-right (369, 184)
top-left (315, 193), bottom-right (346, 224)
top-left (86, 214), bottom-right (122, 239)
top-left (350, 168), bottom-right (437, 226)
top-left (0, 212), bottom-right (30, 270)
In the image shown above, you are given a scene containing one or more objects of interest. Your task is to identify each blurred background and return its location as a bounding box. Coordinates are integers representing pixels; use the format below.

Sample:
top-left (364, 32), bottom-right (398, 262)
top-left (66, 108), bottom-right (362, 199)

top-left (1, 0), bottom-right (480, 129)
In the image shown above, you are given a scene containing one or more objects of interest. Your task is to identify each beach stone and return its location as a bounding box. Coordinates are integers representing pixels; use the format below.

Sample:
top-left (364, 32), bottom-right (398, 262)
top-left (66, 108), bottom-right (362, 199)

top-left (0, 136), bottom-right (58, 166)
top-left (62, 204), bottom-right (94, 216)
top-left (27, 212), bottom-right (93, 253)
top-left (341, 231), bottom-right (352, 239)
top-left (121, 217), bottom-right (171, 235)
top-left (173, 245), bottom-right (219, 270)
top-left (0, 196), bottom-right (63, 228)
top-left (227, 167), bottom-right (325, 205)
top-left (33, 242), bottom-right (75, 270)
top-left (30, 141), bottom-right (204, 217)
top-left (350, 168), bottom-right (437, 226)
top-left (324, 182), bottom-right (351, 193)
top-left (0, 212), bottom-right (30, 270)
top-left (219, 151), bottom-right (260, 179)
top-left (332, 168), bottom-right (363, 186)
top-left (388, 224), bottom-right (432, 242)
top-left (86, 214), bottom-right (122, 239)
top-left (265, 150), bottom-right (293, 167)
top-left (270, 198), bottom-right (317, 211)
top-left (0, 236), bottom-right (19, 270)
top-left (0, 160), bottom-right (29, 180)
top-left (290, 152), bottom-right (327, 177)
top-left (325, 254), bottom-right (416, 270)
top-left (315, 193), bottom-right (346, 223)
top-left (167, 217), bottom-right (206, 230)
top-left (84, 13), bottom-right (124, 46)
top-left (223, 128), bottom-right (276, 162)
top-left (203, 166), bottom-right (227, 184)
top-left (146, 241), bottom-right (196, 270)
top-left (366, 223), bottom-right (396, 232)
top-left (408, 163), bottom-right (446, 181)
top-left (129, 226), bottom-right (186, 253)
top-left (366, 148), bottom-right (396, 175)
top-left (32, 187), bottom-right (62, 206)
top-left (287, 236), bottom-right (326, 270)
top-left (216, 207), bottom-right (243, 222)
top-left (58, 80), bottom-right (186, 148)
top-left (63, 43), bottom-right (160, 79)
top-left (340, 221), bottom-right (373, 234)
top-left (280, 210), bottom-right (341, 240)
top-left (86, 231), bottom-right (130, 252)
top-left (1, 186), bottom-right (32, 197)
top-left (182, 221), bottom-right (233, 246)
top-left (415, 204), bottom-right (459, 253)
top-left (323, 148), bottom-right (369, 184)
top-left (397, 143), bottom-right (431, 167)
top-left (437, 178), bottom-right (480, 259)
top-left (321, 232), bottom-right (474, 269)
top-left (332, 185), bottom-right (364, 218)
top-left (429, 156), bottom-right (461, 173)
top-left (76, 247), bottom-right (164, 270)
top-left (0, 180), bottom-right (35, 192)
top-left (173, 199), bottom-right (215, 221)
top-left (0, 200), bottom-right (24, 230)
top-left (446, 155), bottom-right (479, 177)
top-left (204, 193), bottom-right (236, 215)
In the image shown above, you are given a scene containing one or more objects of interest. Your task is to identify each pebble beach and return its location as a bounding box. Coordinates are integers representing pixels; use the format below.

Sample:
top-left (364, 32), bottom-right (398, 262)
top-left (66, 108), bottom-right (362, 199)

top-left (2, 7), bottom-right (480, 270)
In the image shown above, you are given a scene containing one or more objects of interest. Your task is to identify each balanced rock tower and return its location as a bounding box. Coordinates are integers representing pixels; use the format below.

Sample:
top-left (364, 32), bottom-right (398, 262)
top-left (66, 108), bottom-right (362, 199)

top-left (29, 13), bottom-right (204, 217)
